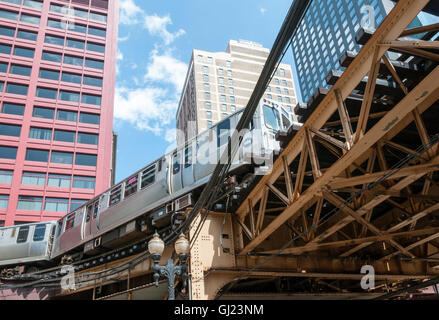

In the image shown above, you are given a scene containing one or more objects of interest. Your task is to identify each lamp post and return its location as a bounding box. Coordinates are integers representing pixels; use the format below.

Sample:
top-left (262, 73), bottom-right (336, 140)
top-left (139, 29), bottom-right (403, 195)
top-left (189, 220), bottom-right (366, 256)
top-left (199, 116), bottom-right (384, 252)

top-left (148, 232), bottom-right (190, 300)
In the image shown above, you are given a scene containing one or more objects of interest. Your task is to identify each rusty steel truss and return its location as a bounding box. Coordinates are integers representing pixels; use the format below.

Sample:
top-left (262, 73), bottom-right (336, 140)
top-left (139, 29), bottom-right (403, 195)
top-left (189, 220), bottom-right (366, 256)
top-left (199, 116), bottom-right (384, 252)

top-left (225, 0), bottom-right (439, 297)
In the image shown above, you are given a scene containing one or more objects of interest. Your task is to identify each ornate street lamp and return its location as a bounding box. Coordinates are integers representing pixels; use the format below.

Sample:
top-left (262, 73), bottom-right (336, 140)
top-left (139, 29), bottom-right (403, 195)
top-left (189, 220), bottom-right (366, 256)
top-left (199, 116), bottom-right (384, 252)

top-left (148, 232), bottom-right (190, 300)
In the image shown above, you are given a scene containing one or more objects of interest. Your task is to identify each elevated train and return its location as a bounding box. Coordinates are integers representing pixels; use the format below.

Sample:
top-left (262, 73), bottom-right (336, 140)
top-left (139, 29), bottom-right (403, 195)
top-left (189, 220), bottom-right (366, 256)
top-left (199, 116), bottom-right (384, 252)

top-left (0, 99), bottom-right (301, 275)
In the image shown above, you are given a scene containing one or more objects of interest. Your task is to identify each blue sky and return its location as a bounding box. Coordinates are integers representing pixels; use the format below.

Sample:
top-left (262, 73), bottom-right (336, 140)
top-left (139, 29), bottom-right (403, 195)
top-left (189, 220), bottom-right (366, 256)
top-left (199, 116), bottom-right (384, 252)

top-left (114, 0), bottom-right (295, 182)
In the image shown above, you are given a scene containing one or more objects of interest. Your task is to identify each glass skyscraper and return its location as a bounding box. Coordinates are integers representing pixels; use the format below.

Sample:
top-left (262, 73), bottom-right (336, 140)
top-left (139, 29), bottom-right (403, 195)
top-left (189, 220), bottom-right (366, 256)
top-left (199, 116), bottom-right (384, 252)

top-left (291, 0), bottom-right (423, 104)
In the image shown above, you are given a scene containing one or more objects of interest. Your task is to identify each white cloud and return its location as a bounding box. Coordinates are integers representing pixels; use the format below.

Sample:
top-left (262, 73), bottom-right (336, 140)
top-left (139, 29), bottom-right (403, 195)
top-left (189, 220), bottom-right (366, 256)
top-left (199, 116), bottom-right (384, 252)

top-left (114, 51), bottom-right (187, 141)
top-left (118, 34), bottom-right (130, 42)
top-left (119, 0), bottom-right (143, 25)
top-left (144, 14), bottom-right (185, 45)
top-left (260, 8), bottom-right (267, 14)
top-left (145, 50), bottom-right (187, 91)
top-left (114, 86), bottom-right (177, 135)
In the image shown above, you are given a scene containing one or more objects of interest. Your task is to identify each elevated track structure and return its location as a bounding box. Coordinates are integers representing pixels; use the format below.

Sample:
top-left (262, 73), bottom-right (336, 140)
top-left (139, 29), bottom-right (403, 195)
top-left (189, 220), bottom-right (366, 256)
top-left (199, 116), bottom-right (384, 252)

top-left (2, 0), bottom-right (439, 300)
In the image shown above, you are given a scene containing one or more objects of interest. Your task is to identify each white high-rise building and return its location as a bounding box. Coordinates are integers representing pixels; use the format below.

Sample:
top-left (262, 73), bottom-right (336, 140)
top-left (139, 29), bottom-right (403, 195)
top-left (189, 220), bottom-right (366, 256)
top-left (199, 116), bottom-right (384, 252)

top-left (176, 40), bottom-right (298, 145)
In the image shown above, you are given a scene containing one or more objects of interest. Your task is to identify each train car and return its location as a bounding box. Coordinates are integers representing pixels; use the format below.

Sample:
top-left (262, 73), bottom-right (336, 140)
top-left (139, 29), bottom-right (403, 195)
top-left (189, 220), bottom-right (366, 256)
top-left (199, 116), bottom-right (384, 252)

top-left (0, 99), bottom-right (301, 272)
top-left (0, 222), bottom-right (57, 271)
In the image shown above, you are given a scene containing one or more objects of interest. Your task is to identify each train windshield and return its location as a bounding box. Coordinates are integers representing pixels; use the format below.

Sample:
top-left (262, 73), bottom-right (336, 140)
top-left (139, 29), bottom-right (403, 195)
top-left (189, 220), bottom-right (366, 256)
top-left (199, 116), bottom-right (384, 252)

top-left (263, 105), bottom-right (281, 132)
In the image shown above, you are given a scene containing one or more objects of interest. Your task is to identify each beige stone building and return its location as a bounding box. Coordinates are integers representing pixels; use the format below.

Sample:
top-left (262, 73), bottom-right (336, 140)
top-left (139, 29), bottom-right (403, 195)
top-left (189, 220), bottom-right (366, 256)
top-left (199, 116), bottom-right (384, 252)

top-left (176, 40), bottom-right (298, 145)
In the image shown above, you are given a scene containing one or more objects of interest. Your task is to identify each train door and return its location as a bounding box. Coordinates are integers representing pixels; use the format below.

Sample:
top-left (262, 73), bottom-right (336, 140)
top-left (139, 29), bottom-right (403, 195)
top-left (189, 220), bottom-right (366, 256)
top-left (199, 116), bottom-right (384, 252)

top-left (84, 200), bottom-right (99, 238)
top-left (182, 144), bottom-right (195, 188)
top-left (171, 150), bottom-right (183, 193)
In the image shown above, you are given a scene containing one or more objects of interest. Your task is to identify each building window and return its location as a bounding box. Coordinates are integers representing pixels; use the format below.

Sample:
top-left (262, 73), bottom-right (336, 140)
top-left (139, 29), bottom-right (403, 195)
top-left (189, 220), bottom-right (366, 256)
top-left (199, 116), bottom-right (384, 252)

top-left (83, 76), bottom-right (102, 87)
top-left (221, 104), bottom-right (227, 111)
top-left (64, 55), bottom-right (83, 66)
top-left (203, 83), bottom-right (210, 90)
top-left (0, 195), bottom-right (8, 210)
top-left (62, 72), bottom-right (82, 84)
top-left (207, 121), bottom-right (212, 128)
top-left (29, 127), bottom-right (52, 140)
top-left (206, 111), bottom-right (212, 119)
top-left (285, 97), bottom-right (291, 103)
top-left (222, 113), bottom-right (228, 119)
top-left (44, 198), bottom-right (69, 212)
top-left (36, 87), bottom-right (57, 99)
top-left (33, 107), bottom-right (54, 119)
top-left (6, 83), bottom-right (28, 95)
top-left (219, 86), bottom-right (225, 93)
top-left (0, 123), bottom-right (21, 137)
top-left (284, 88), bottom-right (289, 95)
top-left (0, 170), bottom-right (13, 184)
top-left (220, 95), bottom-right (226, 102)
top-left (77, 133), bottom-right (98, 145)
top-left (218, 77), bottom-right (224, 84)
top-left (54, 130), bottom-right (75, 143)
top-left (42, 51), bottom-right (62, 63)
top-left (66, 38), bottom-right (85, 49)
top-left (280, 68), bottom-right (286, 77)
top-left (25, 149), bottom-right (49, 162)
top-left (203, 74), bottom-right (209, 82)
top-left (0, 10), bottom-right (18, 21)
top-left (226, 60), bottom-right (231, 67)
top-left (278, 96), bottom-right (283, 102)
top-left (228, 79), bottom-right (233, 86)
top-left (47, 174), bottom-right (71, 188)
top-left (207, 57), bottom-right (213, 64)
top-left (0, 146), bottom-right (17, 159)
top-left (274, 78), bottom-right (280, 85)
top-left (205, 102), bottom-right (211, 109)
top-left (0, 62), bottom-right (7, 72)
top-left (57, 110), bottom-right (77, 122)
top-left (79, 112), bottom-right (100, 125)
top-left (75, 154), bottom-right (97, 166)
top-left (89, 12), bottom-right (107, 22)
top-left (39, 69), bottom-right (60, 80)
top-left (227, 70), bottom-right (232, 77)
top-left (2, 103), bottom-right (24, 115)
top-left (85, 58), bottom-right (104, 70)
top-left (229, 87), bottom-right (234, 94)
top-left (230, 96), bottom-right (236, 103)
top-left (218, 69), bottom-right (224, 76)
top-left (267, 94), bottom-right (272, 99)
top-left (81, 94), bottom-right (101, 105)
top-left (17, 196), bottom-right (42, 211)
top-left (0, 44), bottom-right (12, 54)
top-left (88, 27), bottom-right (106, 37)
top-left (20, 14), bottom-right (40, 25)
top-left (230, 105), bottom-right (236, 112)
top-left (87, 42), bottom-right (105, 53)
top-left (202, 66), bottom-right (208, 73)
top-left (44, 35), bottom-right (64, 46)
top-left (51, 151), bottom-right (73, 164)
top-left (73, 176), bottom-right (95, 189)
top-left (21, 172), bottom-right (45, 186)
top-left (282, 80), bottom-right (287, 86)
top-left (0, 25), bottom-right (14, 37)
top-left (59, 91), bottom-right (80, 103)
top-left (10, 65), bottom-right (31, 76)
top-left (70, 199), bottom-right (86, 211)
top-left (204, 92), bottom-right (210, 100)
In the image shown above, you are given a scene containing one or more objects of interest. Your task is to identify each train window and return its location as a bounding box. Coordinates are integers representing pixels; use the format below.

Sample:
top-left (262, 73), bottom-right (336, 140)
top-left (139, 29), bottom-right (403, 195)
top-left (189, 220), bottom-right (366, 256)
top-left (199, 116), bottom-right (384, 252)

top-left (281, 114), bottom-right (291, 131)
top-left (109, 185), bottom-right (122, 206)
top-left (86, 204), bottom-right (93, 222)
top-left (217, 119), bottom-right (230, 147)
top-left (173, 152), bottom-right (181, 175)
top-left (263, 105), bottom-right (281, 131)
top-left (124, 175), bottom-right (138, 198)
top-left (65, 214), bottom-right (75, 231)
top-left (17, 226), bottom-right (29, 243)
top-left (33, 224), bottom-right (46, 241)
top-left (184, 146), bottom-right (192, 168)
top-left (141, 164), bottom-right (156, 189)
top-left (93, 201), bottom-right (99, 219)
